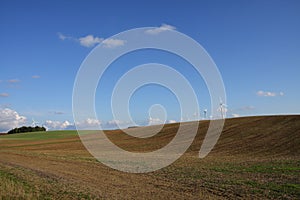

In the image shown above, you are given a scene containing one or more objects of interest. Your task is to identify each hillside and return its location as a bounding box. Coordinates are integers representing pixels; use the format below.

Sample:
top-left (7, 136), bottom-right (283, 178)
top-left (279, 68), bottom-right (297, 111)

top-left (0, 115), bottom-right (299, 199)
top-left (105, 115), bottom-right (300, 157)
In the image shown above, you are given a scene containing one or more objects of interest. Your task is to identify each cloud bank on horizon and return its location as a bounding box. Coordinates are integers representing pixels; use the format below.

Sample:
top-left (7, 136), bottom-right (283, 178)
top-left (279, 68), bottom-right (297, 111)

top-left (0, 107), bottom-right (179, 132)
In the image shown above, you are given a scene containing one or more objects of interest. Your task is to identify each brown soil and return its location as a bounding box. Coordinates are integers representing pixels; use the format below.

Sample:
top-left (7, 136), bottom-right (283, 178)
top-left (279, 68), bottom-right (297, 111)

top-left (0, 115), bottom-right (299, 199)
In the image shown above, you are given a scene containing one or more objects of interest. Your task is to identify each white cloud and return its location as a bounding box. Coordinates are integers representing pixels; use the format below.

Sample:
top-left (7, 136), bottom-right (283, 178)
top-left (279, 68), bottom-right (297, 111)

top-left (43, 118), bottom-right (102, 130)
top-left (58, 32), bottom-right (67, 40)
top-left (42, 117), bottom-right (175, 131)
top-left (0, 93), bottom-right (9, 97)
top-left (148, 117), bottom-right (164, 125)
top-left (75, 118), bottom-right (102, 130)
top-left (58, 32), bottom-right (125, 48)
top-left (43, 118), bottom-right (125, 130)
top-left (57, 32), bottom-right (73, 41)
top-left (145, 24), bottom-right (176, 35)
top-left (106, 119), bottom-right (123, 126)
top-left (231, 113), bottom-right (240, 118)
top-left (32, 75), bottom-right (40, 79)
top-left (102, 38), bottom-right (126, 48)
top-left (57, 33), bottom-right (78, 42)
top-left (167, 119), bottom-right (177, 124)
top-left (82, 118), bottom-right (101, 126)
top-left (0, 108), bottom-right (27, 132)
top-left (256, 90), bottom-right (284, 97)
top-left (43, 120), bottom-right (73, 130)
top-left (78, 35), bottom-right (103, 47)
top-left (7, 79), bottom-right (20, 83)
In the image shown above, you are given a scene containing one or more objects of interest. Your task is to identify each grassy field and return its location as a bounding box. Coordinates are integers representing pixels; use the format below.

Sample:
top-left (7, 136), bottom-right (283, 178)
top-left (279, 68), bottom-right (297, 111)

top-left (0, 115), bottom-right (299, 199)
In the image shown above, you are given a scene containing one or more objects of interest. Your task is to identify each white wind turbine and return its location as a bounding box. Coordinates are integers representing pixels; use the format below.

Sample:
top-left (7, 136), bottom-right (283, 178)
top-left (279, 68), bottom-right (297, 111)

top-left (218, 98), bottom-right (227, 119)
top-left (203, 109), bottom-right (207, 119)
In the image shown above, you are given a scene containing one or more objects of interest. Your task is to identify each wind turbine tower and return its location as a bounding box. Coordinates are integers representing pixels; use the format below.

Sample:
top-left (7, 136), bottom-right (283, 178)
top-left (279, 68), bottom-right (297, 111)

top-left (203, 109), bottom-right (207, 119)
top-left (219, 98), bottom-right (227, 119)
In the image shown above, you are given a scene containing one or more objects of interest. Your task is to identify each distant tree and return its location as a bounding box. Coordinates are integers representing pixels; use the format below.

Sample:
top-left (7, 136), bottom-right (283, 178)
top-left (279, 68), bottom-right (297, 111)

top-left (7, 126), bottom-right (46, 134)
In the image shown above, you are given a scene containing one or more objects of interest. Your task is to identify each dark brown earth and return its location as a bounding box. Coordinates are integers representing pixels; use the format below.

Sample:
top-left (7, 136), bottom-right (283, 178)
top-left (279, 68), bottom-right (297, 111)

top-left (0, 115), bottom-right (299, 199)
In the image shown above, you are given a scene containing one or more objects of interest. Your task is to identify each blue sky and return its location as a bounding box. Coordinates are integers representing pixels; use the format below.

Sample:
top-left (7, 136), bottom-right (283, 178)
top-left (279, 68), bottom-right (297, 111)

top-left (0, 0), bottom-right (299, 131)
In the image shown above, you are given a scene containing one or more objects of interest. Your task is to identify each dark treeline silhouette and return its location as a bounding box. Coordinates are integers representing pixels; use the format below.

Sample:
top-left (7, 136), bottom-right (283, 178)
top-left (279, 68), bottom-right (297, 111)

top-left (8, 126), bottom-right (46, 134)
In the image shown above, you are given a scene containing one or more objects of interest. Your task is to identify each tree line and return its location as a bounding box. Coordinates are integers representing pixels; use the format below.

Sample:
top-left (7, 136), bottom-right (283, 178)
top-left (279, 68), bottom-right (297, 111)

top-left (8, 126), bottom-right (46, 134)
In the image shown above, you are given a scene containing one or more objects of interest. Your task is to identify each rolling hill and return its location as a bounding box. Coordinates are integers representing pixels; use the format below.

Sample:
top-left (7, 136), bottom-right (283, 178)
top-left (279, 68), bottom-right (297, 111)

top-left (0, 115), bottom-right (299, 199)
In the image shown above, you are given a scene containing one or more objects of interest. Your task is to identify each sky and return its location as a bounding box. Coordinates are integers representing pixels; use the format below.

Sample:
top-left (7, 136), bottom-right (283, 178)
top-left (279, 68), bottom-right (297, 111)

top-left (0, 0), bottom-right (299, 132)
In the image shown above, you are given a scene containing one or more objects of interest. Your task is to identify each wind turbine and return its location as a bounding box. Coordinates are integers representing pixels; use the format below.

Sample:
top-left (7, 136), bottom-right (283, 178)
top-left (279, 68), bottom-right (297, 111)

top-left (203, 109), bottom-right (207, 119)
top-left (219, 98), bottom-right (227, 119)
